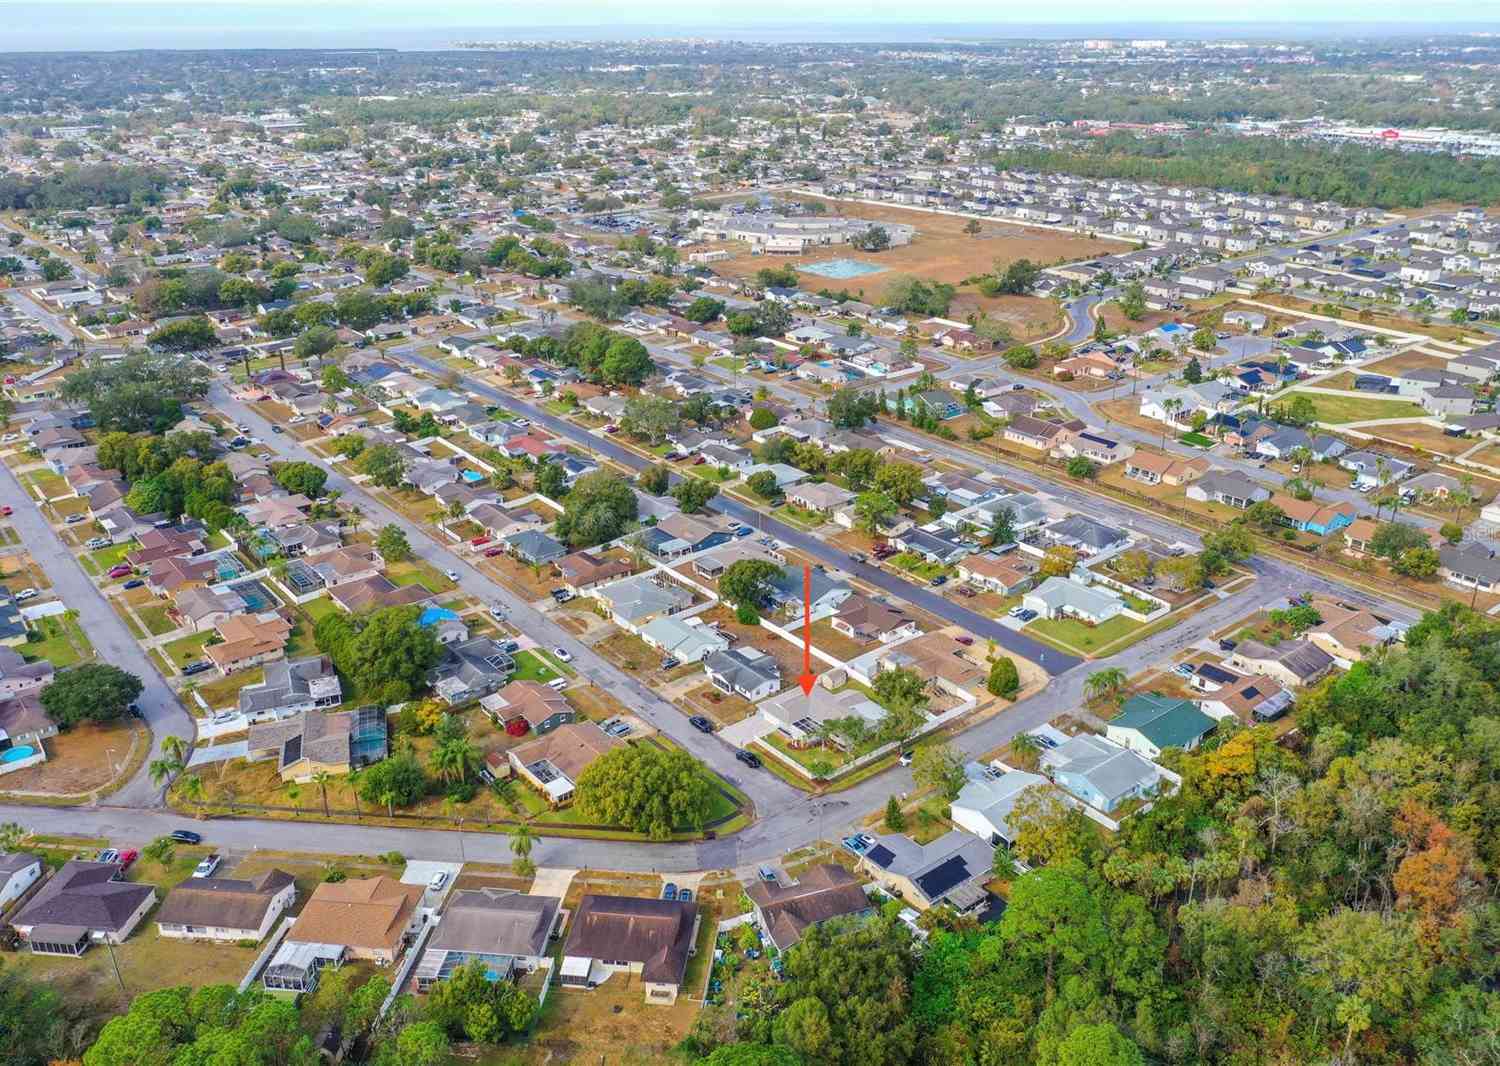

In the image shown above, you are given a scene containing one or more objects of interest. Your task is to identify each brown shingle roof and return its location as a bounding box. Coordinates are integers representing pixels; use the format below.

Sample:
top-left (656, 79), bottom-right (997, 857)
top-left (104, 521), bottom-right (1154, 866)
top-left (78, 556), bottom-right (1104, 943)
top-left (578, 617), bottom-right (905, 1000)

top-left (157, 869), bottom-right (294, 931)
top-left (563, 894), bottom-right (696, 985)
top-left (743, 864), bottom-right (871, 950)
top-left (287, 876), bottom-right (423, 952)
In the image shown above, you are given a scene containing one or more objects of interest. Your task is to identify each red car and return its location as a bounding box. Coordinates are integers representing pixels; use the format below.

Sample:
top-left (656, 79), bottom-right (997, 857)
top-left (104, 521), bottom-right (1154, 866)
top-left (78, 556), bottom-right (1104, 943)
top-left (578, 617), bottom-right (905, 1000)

top-left (693, 455), bottom-right (707, 465)
top-left (0, 506), bottom-right (11, 516)
top-left (116, 848), bottom-right (139, 869)
top-left (108, 564), bottom-right (133, 578)
top-left (470, 535), bottom-right (491, 547)
top-left (484, 547), bottom-right (505, 557)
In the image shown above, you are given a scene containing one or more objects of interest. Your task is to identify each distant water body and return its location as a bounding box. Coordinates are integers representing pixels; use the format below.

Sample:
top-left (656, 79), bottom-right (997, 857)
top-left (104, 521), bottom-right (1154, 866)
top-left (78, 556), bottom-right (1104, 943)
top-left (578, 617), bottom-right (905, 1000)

top-left (2, 5), bottom-right (1496, 53)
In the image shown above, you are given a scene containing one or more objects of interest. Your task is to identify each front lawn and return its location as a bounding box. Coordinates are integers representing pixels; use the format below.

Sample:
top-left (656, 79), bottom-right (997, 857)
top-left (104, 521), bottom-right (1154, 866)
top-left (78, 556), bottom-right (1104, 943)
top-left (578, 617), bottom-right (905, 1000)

top-left (1178, 431), bottom-right (1215, 448)
top-left (890, 551), bottom-right (950, 581)
top-left (510, 649), bottom-right (561, 684)
top-left (162, 631), bottom-right (214, 670)
top-left (23, 614), bottom-right (93, 667)
top-left (137, 604), bottom-right (178, 637)
top-left (1025, 613), bottom-right (1145, 655)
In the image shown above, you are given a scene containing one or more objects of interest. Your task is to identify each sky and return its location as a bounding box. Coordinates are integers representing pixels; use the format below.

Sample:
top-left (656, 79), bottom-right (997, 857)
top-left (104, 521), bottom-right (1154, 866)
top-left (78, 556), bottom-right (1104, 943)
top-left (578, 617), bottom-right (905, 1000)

top-left (4, 0), bottom-right (1500, 51)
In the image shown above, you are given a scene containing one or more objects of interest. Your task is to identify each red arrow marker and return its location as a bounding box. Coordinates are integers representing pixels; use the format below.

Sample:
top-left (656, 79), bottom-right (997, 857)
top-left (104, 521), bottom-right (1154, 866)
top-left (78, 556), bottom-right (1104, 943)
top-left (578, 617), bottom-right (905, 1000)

top-left (798, 564), bottom-right (818, 696)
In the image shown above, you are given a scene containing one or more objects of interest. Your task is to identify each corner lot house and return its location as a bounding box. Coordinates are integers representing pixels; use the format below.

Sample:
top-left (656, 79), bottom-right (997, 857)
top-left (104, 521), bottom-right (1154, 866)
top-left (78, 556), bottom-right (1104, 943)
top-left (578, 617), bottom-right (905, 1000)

top-left (14, 860), bottom-right (157, 955)
top-left (560, 894), bottom-right (700, 1004)
top-left (156, 869), bottom-right (296, 942)
top-left (1105, 694), bottom-right (1216, 759)
top-left (1023, 576), bottom-right (1124, 625)
top-left (744, 864), bottom-right (873, 951)
top-left (1229, 638), bottom-right (1335, 688)
top-left (507, 721), bottom-right (624, 805)
top-left (413, 889), bottom-right (562, 991)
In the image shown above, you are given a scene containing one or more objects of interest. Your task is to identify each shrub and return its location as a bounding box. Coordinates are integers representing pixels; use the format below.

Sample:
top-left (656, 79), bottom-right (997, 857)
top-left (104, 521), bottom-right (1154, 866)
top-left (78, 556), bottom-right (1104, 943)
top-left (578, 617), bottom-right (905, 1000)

top-left (735, 603), bottom-right (761, 625)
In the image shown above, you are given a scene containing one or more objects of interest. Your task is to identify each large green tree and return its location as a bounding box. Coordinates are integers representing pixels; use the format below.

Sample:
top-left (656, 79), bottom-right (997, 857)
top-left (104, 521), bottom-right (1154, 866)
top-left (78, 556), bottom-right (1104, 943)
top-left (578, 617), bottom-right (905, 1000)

top-left (40, 664), bottom-right (143, 728)
top-left (573, 744), bottom-right (717, 839)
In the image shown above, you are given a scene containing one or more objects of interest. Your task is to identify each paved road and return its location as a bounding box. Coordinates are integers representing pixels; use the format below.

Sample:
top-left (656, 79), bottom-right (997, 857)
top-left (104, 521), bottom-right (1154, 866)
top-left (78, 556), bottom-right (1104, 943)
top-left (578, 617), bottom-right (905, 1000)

top-left (208, 382), bottom-right (806, 814)
top-left (395, 350), bottom-right (1081, 674)
top-left (0, 457), bottom-right (194, 806)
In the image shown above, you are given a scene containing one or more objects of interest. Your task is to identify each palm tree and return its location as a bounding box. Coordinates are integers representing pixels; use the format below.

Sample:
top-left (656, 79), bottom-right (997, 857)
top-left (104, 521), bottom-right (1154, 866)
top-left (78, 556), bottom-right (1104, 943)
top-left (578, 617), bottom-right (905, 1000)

top-left (348, 768), bottom-right (362, 819)
top-left (430, 737), bottom-right (480, 784)
top-left (1160, 397), bottom-right (1182, 449)
top-left (312, 769), bottom-right (332, 818)
top-left (379, 787), bottom-right (397, 819)
top-left (511, 824), bottom-right (535, 861)
top-left (159, 734), bottom-right (188, 764)
top-left (285, 782), bottom-right (302, 816)
top-left (1084, 667), bottom-right (1128, 705)
top-left (1010, 733), bottom-right (1043, 771)
top-left (181, 773), bottom-right (206, 818)
top-left (148, 754), bottom-right (184, 790)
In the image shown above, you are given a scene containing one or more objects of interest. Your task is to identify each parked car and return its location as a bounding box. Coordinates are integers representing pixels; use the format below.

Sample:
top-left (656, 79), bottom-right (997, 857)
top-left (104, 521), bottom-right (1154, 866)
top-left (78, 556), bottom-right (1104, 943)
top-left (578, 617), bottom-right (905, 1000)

top-left (734, 526), bottom-right (754, 538)
top-left (0, 506), bottom-right (11, 516)
top-left (550, 588), bottom-right (574, 603)
top-left (1172, 663), bottom-right (1197, 678)
top-left (929, 575), bottom-right (947, 587)
top-left (64, 513), bottom-right (86, 524)
top-left (123, 579), bottom-right (145, 590)
top-left (488, 604), bottom-right (506, 620)
top-left (899, 751), bottom-right (914, 766)
top-left (182, 660), bottom-right (212, 676)
top-left (660, 657), bottom-right (680, 671)
top-left (444, 568), bottom-right (460, 582)
top-left (679, 888), bottom-right (693, 902)
top-left (546, 678), bottom-right (569, 692)
top-left (470, 535), bottom-right (491, 547)
top-left (1218, 638), bottom-right (1237, 652)
top-left (758, 866), bottom-right (778, 883)
top-left (192, 854), bottom-right (222, 878)
top-left (86, 537), bottom-right (111, 549)
top-left (735, 749), bottom-right (762, 769)
top-left (485, 547), bottom-right (505, 557)
top-left (428, 871), bottom-right (449, 891)
top-left (127, 703), bottom-right (143, 719)
top-left (117, 849), bottom-right (139, 869)
top-left (271, 425), bottom-right (284, 434)
top-left (662, 883), bottom-right (678, 901)
top-left (955, 635), bottom-right (974, 646)
top-left (689, 715), bottom-right (715, 734)
top-left (14, 588), bottom-right (38, 602)
top-left (552, 646), bottom-right (573, 663)
top-left (97, 848), bottom-right (120, 864)
top-left (170, 829), bottom-right (203, 845)
top-left (107, 564), bottom-right (133, 578)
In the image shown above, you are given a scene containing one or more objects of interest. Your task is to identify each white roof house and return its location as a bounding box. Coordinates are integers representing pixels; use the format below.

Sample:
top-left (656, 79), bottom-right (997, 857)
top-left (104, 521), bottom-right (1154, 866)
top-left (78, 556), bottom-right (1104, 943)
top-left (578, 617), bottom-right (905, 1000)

top-left (950, 770), bottom-right (1052, 846)
top-left (638, 616), bottom-right (730, 663)
top-left (1022, 576), bottom-right (1125, 625)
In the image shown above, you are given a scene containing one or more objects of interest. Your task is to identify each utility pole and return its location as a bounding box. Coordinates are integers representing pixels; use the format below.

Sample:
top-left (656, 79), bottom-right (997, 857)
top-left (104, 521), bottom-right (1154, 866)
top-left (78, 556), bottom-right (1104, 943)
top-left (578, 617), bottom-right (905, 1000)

top-left (104, 937), bottom-right (126, 996)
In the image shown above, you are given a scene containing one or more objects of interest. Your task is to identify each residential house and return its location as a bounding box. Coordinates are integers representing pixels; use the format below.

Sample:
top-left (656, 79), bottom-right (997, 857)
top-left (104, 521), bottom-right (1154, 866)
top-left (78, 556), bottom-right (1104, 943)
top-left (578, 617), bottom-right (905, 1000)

top-left (1306, 600), bottom-right (1403, 665)
top-left (559, 894), bottom-right (700, 1004)
top-left (238, 655), bottom-right (343, 720)
top-left (483, 681), bottom-right (576, 736)
top-left (1105, 694), bottom-right (1216, 759)
top-left (830, 594), bottom-right (920, 645)
top-left (951, 770), bottom-right (1052, 846)
top-left (0, 852), bottom-right (43, 910)
top-left (859, 830), bottom-right (995, 913)
top-left (1124, 452), bottom-right (1209, 487)
top-left (1046, 514), bottom-right (1129, 555)
top-left (282, 876), bottom-right (426, 967)
top-left (1022, 576), bottom-right (1125, 625)
top-left (1186, 470), bottom-right (1271, 509)
top-left (787, 482), bottom-right (855, 513)
top-left (428, 637), bottom-right (517, 705)
top-left (246, 706), bottom-right (388, 782)
top-left (554, 551), bottom-right (632, 594)
top-left (744, 865), bottom-right (873, 952)
top-left (507, 722), bottom-right (624, 805)
top-left (638, 616), bottom-right (730, 663)
top-left (955, 552), bottom-right (1037, 596)
top-left (1229, 638), bottom-right (1336, 688)
top-left (13, 860), bottom-right (157, 955)
top-left (757, 683), bottom-right (886, 748)
top-left (590, 573), bottom-right (694, 634)
top-left (705, 646), bottom-right (782, 700)
top-left (156, 870), bottom-right (296, 943)
top-left (1043, 734), bottom-right (1166, 814)
top-left (202, 612), bottom-right (293, 675)
top-left (413, 890), bottom-right (562, 992)
top-left (1270, 494), bottom-right (1356, 536)
top-left (1198, 673), bottom-right (1294, 724)
top-left (1439, 541), bottom-right (1500, 594)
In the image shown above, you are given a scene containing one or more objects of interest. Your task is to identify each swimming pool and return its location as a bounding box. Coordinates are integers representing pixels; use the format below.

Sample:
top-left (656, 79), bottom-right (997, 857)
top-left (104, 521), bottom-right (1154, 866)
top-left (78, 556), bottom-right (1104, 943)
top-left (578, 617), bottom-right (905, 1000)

top-left (798, 258), bottom-right (887, 280)
top-left (460, 469), bottom-right (485, 483)
top-left (0, 746), bottom-right (36, 763)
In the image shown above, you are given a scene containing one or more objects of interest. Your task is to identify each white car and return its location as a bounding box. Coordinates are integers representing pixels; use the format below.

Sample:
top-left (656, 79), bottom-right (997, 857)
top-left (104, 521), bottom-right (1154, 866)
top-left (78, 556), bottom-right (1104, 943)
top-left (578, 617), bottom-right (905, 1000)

top-left (192, 854), bottom-right (222, 879)
top-left (0, 433), bottom-right (18, 443)
top-left (547, 677), bottom-right (569, 691)
top-left (552, 647), bottom-right (573, 664)
top-left (428, 871), bottom-right (449, 891)
top-left (288, 415), bottom-right (306, 425)
top-left (14, 588), bottom-right (38, 602)
top-left (444, 568), bottom-right (460, 582)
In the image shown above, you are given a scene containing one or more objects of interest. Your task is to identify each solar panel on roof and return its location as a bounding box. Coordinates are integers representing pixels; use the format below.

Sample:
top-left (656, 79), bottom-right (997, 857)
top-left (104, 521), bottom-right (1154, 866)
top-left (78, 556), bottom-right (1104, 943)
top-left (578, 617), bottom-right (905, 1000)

top-left (864, 845), bottom-right (896, 869)
top-left (914, 855), bottom-right (972, 902)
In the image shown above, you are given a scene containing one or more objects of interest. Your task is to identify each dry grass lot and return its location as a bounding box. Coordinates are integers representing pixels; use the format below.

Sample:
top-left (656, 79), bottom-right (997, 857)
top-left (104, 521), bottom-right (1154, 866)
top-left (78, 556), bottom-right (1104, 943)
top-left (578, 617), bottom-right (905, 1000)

top-left (1376, 421), bottom-right (1480, 459)
top-left (1361, 350), bottom-right (1447, 376)
top-left (0, 720), bottom-right (146, 796)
